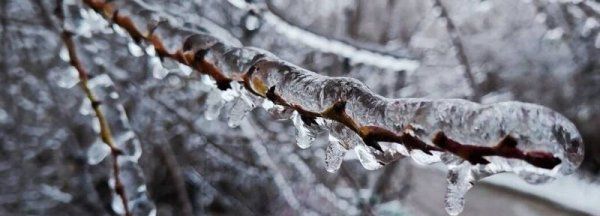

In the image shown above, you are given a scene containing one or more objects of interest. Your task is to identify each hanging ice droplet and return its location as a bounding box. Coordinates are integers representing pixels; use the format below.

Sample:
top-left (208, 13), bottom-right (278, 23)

top-left (205, 90), bottom-right (224, 120)
top-left (325, 135), bottom-right (347, 173)
top-left (178, 63), bottom-right (193, 76)
top-left (445, 163), bottom-right (474, 216)
top-left (55, 67), bottom-right (80, 88)
top-left (291, 111), bottom-right (318, 149)
top-left (354, 144), bottom-right (383, 170)
top-left (59, 46), bottom-right (70, 62)
top-left (111, 192), bottom-right (126, 215)
top-left (79, 99), bottom-right (92, 116)
top-left (0, 108), bottom-right (9, 125)
top-left (150, 57), bottom-right (169, 79)
top-left (128, 42), bottom-right (144, 57)
top-left (87, 140), bottom-right (111, 165)
top-left (145, 45), bottom-right (156, 57)
top-left (227, 95), bottom-right (253, 127)
top-left (243, 14), bottom-right (261, 31)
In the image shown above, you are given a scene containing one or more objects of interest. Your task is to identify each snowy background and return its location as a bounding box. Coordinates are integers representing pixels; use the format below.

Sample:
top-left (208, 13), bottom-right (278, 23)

top-left (0, 0), bottom-right (599, 215)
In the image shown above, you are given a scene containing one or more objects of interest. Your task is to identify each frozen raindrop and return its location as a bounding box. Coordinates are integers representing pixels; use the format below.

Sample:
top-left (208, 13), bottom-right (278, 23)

top-left (112, 24), bottom-right (127, 37)
top-left (291, 111), bottom-right (317, 149)
top-left (40, 184), bottom-right (73, 203)
top-left (145, 45), bottom-right (156, 57)
top-left (150, 57), bottom-right (169, 79)
top-left (243, 14), bottom-right (261, 31)
top-left (87, 140), bottom-right (111, 165)
top-left (79, 99), bottom-right (92, 116)
top-left (109, 92), bottom-right (119, 99)
top-left (111, 194), bottom-right (126, 215)
top-left (545, 28), bottom-right (564, 41)
top-left (55, 67), bottom-right (80, 88)
top-left (128, 42), bottom-right (144, 57)
top-left (59, 46), bottom-right (70, 62)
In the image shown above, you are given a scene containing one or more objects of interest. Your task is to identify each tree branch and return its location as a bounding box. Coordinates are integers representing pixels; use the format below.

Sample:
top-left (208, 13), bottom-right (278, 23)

top-left (56, 2), bottom-right (131, 215)
top-left (80, 0), bottom-right (570, 172)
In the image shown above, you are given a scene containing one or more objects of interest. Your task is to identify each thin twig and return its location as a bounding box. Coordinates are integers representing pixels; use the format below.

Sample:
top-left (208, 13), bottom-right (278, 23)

top-left (55, 1), bottom-right (131, 215)
top-left (155, 140), bottom-right (194, 216)
top-left (431, 0), bottom-right (479, 101)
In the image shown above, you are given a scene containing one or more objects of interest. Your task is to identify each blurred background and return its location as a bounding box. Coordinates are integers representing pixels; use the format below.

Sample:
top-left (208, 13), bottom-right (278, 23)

top-left (0, 0), bottom-right (599, 215)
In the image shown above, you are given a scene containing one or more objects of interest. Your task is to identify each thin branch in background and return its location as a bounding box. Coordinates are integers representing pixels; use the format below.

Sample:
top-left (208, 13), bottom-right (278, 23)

top-left (153, 99), bottom-right (266, 170)
top-left (241, 118), bottom-right (303, 212)
top-left (55, 2), bottom-right (131, 215)
top-left (431, 0), bottom-right (479, 101)
top-left (154, 139), bottom-right (194, 216)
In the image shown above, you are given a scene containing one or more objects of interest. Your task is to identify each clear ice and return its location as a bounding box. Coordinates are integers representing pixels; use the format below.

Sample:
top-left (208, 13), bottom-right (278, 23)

top-left (291, 111), bottom-right (320, 149)
top-left (84, 2), bottom-right (586, 214)
top-left (177, 30), bottom-right (584, 215)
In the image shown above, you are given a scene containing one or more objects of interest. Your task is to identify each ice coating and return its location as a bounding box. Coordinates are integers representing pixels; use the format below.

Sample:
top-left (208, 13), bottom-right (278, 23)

top-left (248, 57), bottom-right (583, 173)
top-left (177, 31), bottom-right (584, 214)
top-left (243, 54), bottom-right (583, 215)
top-left (81, 1), bottom-right (585, 214)
top-left (181, 34), bottom-right (584, 214)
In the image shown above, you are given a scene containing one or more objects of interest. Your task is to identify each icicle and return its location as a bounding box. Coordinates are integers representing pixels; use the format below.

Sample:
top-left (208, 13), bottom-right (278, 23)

top-left (354, 144), bottom-right (383, 170)
top-left (204, 89), bottom-right (224, 120)
top-left (110, 193), bottom-right (126, 215)
top-left (291, 111), bottom-right (321, 149)
top-left (325, 135), bottom-right (347, 173)
top-left (444, 163), bottom-right (474, 216)
top-left (227, 92), bottom-right (255, 128)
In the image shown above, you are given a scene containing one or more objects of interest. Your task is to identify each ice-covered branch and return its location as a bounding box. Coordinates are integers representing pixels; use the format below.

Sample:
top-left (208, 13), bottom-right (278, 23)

top-left (57, 2), bottom-right (156, 215)
top-left (80, 0), bottom-right (585, 214)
